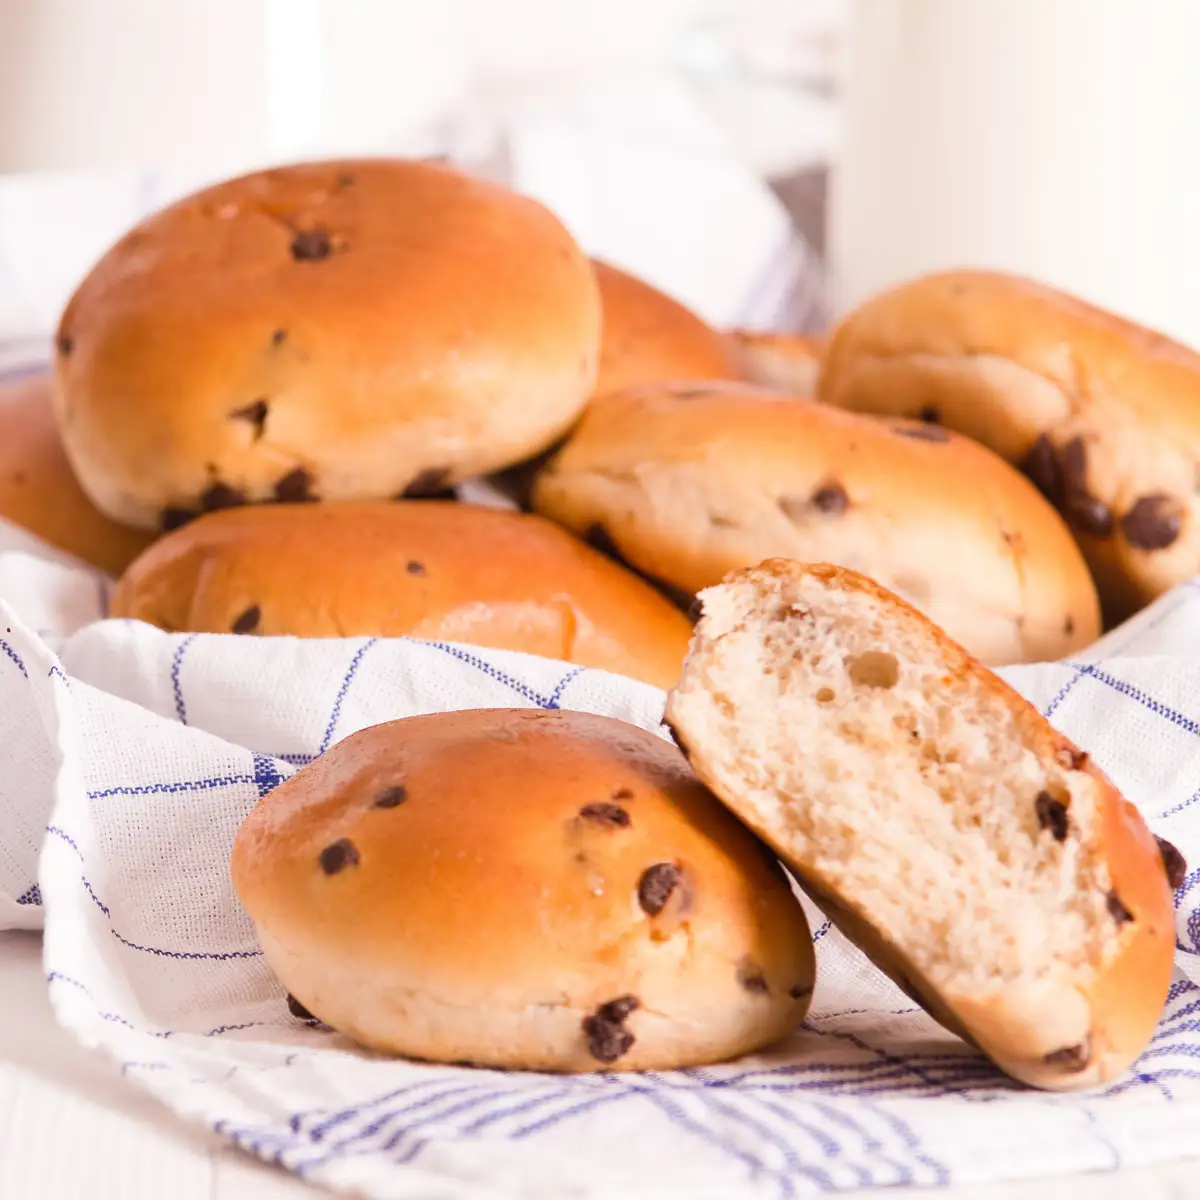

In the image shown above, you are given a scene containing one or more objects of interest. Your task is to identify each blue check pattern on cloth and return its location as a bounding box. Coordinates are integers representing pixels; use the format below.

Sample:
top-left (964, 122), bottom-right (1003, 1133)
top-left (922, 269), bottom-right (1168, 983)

top-left (3, 555), bottom-right (1200, 1198)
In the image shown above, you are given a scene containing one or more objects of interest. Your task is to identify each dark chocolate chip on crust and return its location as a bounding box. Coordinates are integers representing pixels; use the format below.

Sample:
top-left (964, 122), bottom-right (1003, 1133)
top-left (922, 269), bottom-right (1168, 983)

top-left (1064, 615), bottom-right (1075, 636)
top-left (201, 482), bottom-right (247, 511)
top-left (374, 785), bottom-right (407, 809)
top-left (1021, 434), bottom-right (1063, 504)
top-left (271, 328), bottom-right (288, 346)
top-left (918, 405), bottom-right (941, 423)
top-left (274, 466), bottom-right (317, 503)
top-left (811, 483), bottom-right (850, 514)
top-left (895, 422), bottom-right (949, 442)
top-left (578, 801), bottom-right (631, 828)
top-left (286, 993), bottom-right (315, 1020)
top-left (229, 398), bottom-right (269, 439)
top-left (1156, 835), bottom-right (1188, 890)
top-left (638, 862), bottom-right (681, 915)
top-left (583, 997), bottom-right (639, 1063)
top-left (737, 961), bottom-right (771, 995)
top-left (319, 838), bottom-right (359, 875)
top-left (612, 786), bottom-right (634, 801)
top-left (401, 467), bottom-right (454, 499)
top-left (1121, 493), bottom-right (1184, 551)
top-left (162, 506), bottom-right (198, 532)
top-left (1107, 892), bottom-right (1134, 924)
top-left (337, 172), bottom-right (356, 187)
top-left (231, 604), bottom-right (261, 634)
top-left (1035, 791), bottom-right (1069, 841)
top-left (1060, 437), bottom-right (1114, 538)
top-left (56, 332), bottom-right (74, 356)
top-left (291, 228), bottom-right (333, 261)
top-left (788, 984), bottom-right (813, 1000)
top-left (406, 560), bottom-right (426, 576)
top-left (1044, 1038), bottom-right (1091, 1071)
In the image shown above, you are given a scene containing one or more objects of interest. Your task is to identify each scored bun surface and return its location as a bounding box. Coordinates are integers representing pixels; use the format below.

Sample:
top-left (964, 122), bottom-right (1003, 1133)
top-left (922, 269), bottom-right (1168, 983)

top-left (592, 260), bottom-right (740, 398)
top-left (665, 560), bottom-right (1177, 1091)
top-left (0, 372), bottom-right (153, 574)
top-left (727, 330), bottom-right (823, 396)
top-left (109, 500), bottom-right (693, 688)
top-left (819, 269), bottom-right (1200, 621)
top-left (55, 158), bottom-right (601, 530)
top-left (231, 708), bottom-right (814, 1071)
top-left (533, 380), bottom-right (1100, 665)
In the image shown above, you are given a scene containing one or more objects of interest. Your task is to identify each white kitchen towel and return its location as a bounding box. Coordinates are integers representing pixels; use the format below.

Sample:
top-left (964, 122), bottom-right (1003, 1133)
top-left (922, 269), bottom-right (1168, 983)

top-left (0, 541), bottom-right (1199, 1198)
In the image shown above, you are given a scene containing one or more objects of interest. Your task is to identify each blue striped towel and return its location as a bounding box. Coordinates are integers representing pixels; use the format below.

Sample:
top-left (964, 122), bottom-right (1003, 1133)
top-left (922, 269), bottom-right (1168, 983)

top-left (0, 528), bottom-right (1199, 1199)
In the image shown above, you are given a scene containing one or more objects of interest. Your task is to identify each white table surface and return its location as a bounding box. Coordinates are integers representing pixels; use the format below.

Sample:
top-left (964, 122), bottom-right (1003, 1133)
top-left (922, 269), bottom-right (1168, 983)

top-left (3, 928), bottom-right (1198, 1200)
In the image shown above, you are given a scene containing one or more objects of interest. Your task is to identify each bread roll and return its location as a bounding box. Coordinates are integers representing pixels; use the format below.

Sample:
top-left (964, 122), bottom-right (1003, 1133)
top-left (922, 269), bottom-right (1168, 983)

top-left (532, 380), bottom-right (1101, 665)
top-left (0, 372), bottom-right (153, 575)
top-left (592, 260), bottom-right (740, 397)
top-left (665, 560), bottom-right (1178, 1091)
top-left (231, 708), bottom-right (814, 1071)
top-left (109, 500), bottom-right (692, 688)
top-left (727, 330), bottom-right (823, 396)
top-left (55, 158), bottom-right (601, 531)
top-left (819, 269), bottom-right (1200, 621)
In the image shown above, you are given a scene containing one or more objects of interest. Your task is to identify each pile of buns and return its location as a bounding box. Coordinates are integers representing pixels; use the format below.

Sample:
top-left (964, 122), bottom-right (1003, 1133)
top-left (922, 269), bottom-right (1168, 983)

top-left (11, 156), bottom-right (1191, 1089)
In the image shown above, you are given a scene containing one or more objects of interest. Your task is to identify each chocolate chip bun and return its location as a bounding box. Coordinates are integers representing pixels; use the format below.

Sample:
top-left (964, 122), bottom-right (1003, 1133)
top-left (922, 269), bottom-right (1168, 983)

top-left (727, 330), bottom-right (823, 396)
top-left (54, 158), bottom-right (601, 531)
top-left (0, 372), bottom-right (153, 575)
top-left (109, 500), bottom-right (692, 688)
top-left (231, 708), bottom-right (814, 1071)
top-left (532, 381), bottom-right (1101, 665)
top-left (592, 260), bottom-right (740, 398)
top-left (666, 561), bottom-right (1178, 1091)
top-left (819, 269), bottom-right (1200, 622)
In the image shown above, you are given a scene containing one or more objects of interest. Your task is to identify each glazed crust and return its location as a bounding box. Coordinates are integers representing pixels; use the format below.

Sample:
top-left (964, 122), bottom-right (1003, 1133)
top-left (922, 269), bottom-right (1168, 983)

top-left (532, 380), bottom-right (1101, 665)
top-left (55, 158), bottom-right (601, 529)
top-left (666, 560), bottom-right (1177, 1091)
top-left (109, 500), bottom-right (693, 689)
top-left (0, 372), bottom-right (153, 574)
top-left (231, 709), bottom-right (814, 1071)
top-left (819, 269), bottom-right (1200, 621)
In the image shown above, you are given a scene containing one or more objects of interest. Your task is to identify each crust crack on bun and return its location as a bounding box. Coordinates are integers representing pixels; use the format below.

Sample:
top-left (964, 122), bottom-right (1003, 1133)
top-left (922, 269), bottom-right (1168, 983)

top-left (231, 709), bottom-right (814, 1072)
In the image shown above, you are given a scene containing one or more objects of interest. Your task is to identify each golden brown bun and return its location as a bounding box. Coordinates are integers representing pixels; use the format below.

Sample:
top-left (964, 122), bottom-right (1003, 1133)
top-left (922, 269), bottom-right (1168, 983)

top-left (819, 269), bottom-right (1200, 622)
top-left (0, 372), bottom-right (153, 575)
top-left (666, 560), bottom-right (1177, 1091)
top-left (55, 158), bottom-right (601, 530)
top-left (592, 260), bottom-right (740, 397)
top-left (533, 380), bottom-right (1101, 665)
top-left (110, 500), bottom-right (692, 688)
top-left (727, 330), bottom-right (823, 396)
top-left (231, 708), bottom-right (813, 1071)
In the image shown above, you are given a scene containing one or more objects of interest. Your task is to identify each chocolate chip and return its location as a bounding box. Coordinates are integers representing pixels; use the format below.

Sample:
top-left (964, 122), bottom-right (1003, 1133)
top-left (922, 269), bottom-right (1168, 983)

top-left (231, 604), bottom-right (260, 634)
top-left (229, 398), bottom-right (269, 439)
top-left (638, 862), bottom-right (681, 915)
top-left (274, 466), bottom-right (317, 503)
top-left (1035, 791), bottom-right (1069, 841)
top-left (1156, 835), bottom-right (1188, 890)
top-left (162, 506), bottom-right (198, 532)
top-left (1060, 437), bottom-right (1114, 537)
top-left (337, 172), bottom-right (356, 187)
top-left (811, 482), bottom-right (849, 514)
top-left (319, 838), bottom-right (359, 874)
top-left (919, 405), bottom-right (941, 423)
top-left (1021, 435), bottom-right (1063, 503)
top-left (737, 962), bottom-right (770, 994)
top-left (1107, 892), bottom-right (1134, 924)
top-left (895, 422), bottom-right (949, 442)
top-left (374, 786), bottom-right (407, 809)
top-left (1064, 615), bottom-right (1075, 636)
top-left (1122, 494), bottom-right (1184, 551)
top-left (687, 596), bottom-right (704, 622)
top-left (1044, 1038), bottom-right (1091, 1071)
top-left (788, 985), bottom-right (813, 1000)
top-left (201, 482), bottom-right (247, 512)
top-left (271, 328), bottom-right (288, 346)
top-left (579, 802), bottom-right (631, 828)
top-left (291, 228), bottom-right (333, 261)
top-left (401, 468), bottom-right (453, 499)
top-left (406, 560), bottom-right (425, 576)
top-left (583, 999), bottom-right (638, 1063)
top-left (612, 787), bottom-right (634, 801)
top-left (666, 385), bottom-right (724, 400)
top-left (1056, 747), bottom-right (1089, 771)
top-left (56, 332), bottom-right (74, 357)
top-left (286, 993), bottom-right (314, 1020)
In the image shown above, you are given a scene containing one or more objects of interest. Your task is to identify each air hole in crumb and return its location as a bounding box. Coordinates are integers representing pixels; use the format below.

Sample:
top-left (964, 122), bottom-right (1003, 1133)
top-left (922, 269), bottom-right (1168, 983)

top-left (846, 651), bottom-right (900, 689)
